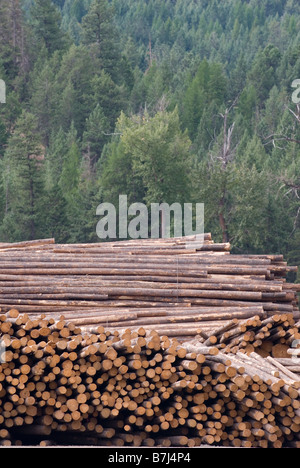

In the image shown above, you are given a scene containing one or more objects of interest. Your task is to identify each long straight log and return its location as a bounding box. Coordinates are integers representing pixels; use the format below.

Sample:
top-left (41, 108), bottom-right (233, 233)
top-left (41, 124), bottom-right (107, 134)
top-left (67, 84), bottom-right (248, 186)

top-left (0, 235), bottom-right (298, 350)
top-left (0, 267), bottom-right (209, 277)
top-left (0, 279), bottom-right (285, 293)
top-left (0, 239), bottom-right (55, 249)
top-left (0, 285), bottom-right (269, 301)
top-left (0, 253), bottom-right (275, 266)
top-left (0, 261), bottom-right (274, 276)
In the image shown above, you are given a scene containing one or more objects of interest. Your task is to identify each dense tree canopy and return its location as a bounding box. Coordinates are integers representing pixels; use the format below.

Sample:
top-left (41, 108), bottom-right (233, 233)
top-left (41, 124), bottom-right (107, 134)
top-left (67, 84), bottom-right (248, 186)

top-left (0, 0), bottom-right (299, 280)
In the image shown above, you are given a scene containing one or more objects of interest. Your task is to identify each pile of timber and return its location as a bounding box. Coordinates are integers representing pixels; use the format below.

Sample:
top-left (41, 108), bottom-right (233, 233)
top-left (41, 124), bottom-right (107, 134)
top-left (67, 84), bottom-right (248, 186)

top-left (0, 235), bottom-right (299, 342)
top-left (194, 314), bottom-right (300, 359)
top-left (0, 310), bottom-right (299, 447)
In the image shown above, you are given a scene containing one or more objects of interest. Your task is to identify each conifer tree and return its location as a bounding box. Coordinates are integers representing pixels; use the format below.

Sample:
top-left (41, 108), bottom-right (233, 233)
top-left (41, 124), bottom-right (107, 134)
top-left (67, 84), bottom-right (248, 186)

top-left (181, 60), bottom-right (227, 141)
top-left (59, 137), bottom-right (81, 197)
top-left (45, 127), bottom-right (68, 188)
top-left (1, 111), bottom-right (45, 241)
top-left (82, 104), bottom-right (109, 167)
top-left (30, 0), bottom-right (70, 56)
top-left (81, 0), bottom-right (121, 80)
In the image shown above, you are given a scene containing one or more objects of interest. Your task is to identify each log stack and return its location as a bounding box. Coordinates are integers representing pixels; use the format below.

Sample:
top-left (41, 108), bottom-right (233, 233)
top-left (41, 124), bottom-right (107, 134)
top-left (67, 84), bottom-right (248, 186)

top-left (0, 310), bottom-right (299, 447)
top-left (0, 235), bottom-right (299, 447)
top-left (0, 235), bottom-right (299, 341)
top-left (194, 314), bottom-right (300, 357)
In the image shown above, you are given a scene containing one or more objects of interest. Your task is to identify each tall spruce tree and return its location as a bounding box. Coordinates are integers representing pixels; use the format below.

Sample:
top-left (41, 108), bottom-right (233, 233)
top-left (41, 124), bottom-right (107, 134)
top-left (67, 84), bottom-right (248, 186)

top-left (30, 0), bottom-right (70, 56)
top-left (1, 111), bottom-right (45, 241)
top-left (82, 104), bottom-right (109, 167)
top-left (181, 60), bottom-right (228, 141)
top-left (81, 0), bottom-right (121, 80)
top-left (0, 0), bottom-right (28, 79)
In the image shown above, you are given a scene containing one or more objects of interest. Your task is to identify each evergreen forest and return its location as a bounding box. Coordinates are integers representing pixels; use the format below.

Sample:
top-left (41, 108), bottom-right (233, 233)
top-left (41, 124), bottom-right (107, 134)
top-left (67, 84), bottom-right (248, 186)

top-left (0, 0), bottom-right (300, 281)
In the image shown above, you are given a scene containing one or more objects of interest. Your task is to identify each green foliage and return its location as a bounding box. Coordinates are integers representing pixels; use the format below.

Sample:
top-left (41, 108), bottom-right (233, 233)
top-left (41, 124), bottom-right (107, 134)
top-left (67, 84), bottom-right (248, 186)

top-left (39, 183), bottom-right (69, 242)
top-left (82, 104), bottom-right (109, 166)
top-left (0, 0), bottom-right (299, 278)
top-left (114, 107), bottom-right (193, 206)
top-left (91, 70), bottom-right (125, 130)
top-left (181, 60), bottom-right (228, 141)
top-left (0, 111), bottom-right (45, 241)
top-left (0, 0), bottom-right (25, 80)
top-left (30, 0), bottom-right (70, 56)
top-left (247, 45), bottom-right (282, 107)
top-left (81, 0), bottom-right (122, 81)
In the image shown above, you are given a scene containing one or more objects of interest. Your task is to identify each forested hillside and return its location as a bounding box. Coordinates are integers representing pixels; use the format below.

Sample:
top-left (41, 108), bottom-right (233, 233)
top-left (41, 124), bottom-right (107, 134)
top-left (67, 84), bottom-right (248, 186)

top-left (0, 0), bottom-right (300, 279)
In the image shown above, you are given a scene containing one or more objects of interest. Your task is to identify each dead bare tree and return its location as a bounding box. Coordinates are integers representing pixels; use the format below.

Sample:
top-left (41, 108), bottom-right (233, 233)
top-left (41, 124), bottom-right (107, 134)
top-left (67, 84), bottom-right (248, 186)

top-left (210, 96), bottom-right (239, 168)
top-left (264, 103), bottom-right (300, 149)
top-left (264, 101), bottom-right (300, 236)
top-left (209, 97), bottom-right (239, 243)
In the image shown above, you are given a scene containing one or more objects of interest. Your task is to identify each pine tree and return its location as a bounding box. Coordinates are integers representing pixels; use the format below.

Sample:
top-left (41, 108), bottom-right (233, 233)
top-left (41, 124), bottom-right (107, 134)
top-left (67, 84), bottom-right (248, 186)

top-left (45, 127), bottom-right (68, 189)
top-left (81, 0), bottom-right (121, 80)
top-left (1, 111), bottom-right (46, 241)
top-left (181, 60), bottom-right (227, 141)
top-left (91, 70), bottom-right (124, 131)
top-left (247, 45), bottom-right (281, 108)
top-left (53, 44), bottom-right (96, 136)
top-left (236, 134), bottom-right (268, 172)
top-left (40, 183), bottom-right (70, 242)
top-left (30, 0), bottom-right (70, 56)
top-left (0, 116), bottom-right (8, 158)
top-left (59, 141), bottom-right (81, 196)
top-left (29, 56), bottom-right (61, 145)
top-left (82, 104), bottom-right (109, 167)
top-left (0, 0), bottom-right (29, 81)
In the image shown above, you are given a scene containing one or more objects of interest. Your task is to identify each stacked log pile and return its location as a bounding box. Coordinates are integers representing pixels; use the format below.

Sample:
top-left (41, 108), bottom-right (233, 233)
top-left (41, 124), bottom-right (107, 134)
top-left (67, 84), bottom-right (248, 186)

top-left (0, 235), bottom-right (299, 446)
top-left (0, 235), bottom-right (299, 341)
top-left (0, 310), bottom-right (299, 447)
top-left (194, 314), bottom-right (300, 357)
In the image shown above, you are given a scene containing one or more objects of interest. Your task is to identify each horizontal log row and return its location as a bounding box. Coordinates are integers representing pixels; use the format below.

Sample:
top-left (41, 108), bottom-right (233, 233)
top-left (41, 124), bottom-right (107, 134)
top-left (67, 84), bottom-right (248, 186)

top-left (0, 235), bottom-right (299, 343)
top-left (0, 310), bottom-right (299, 447)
